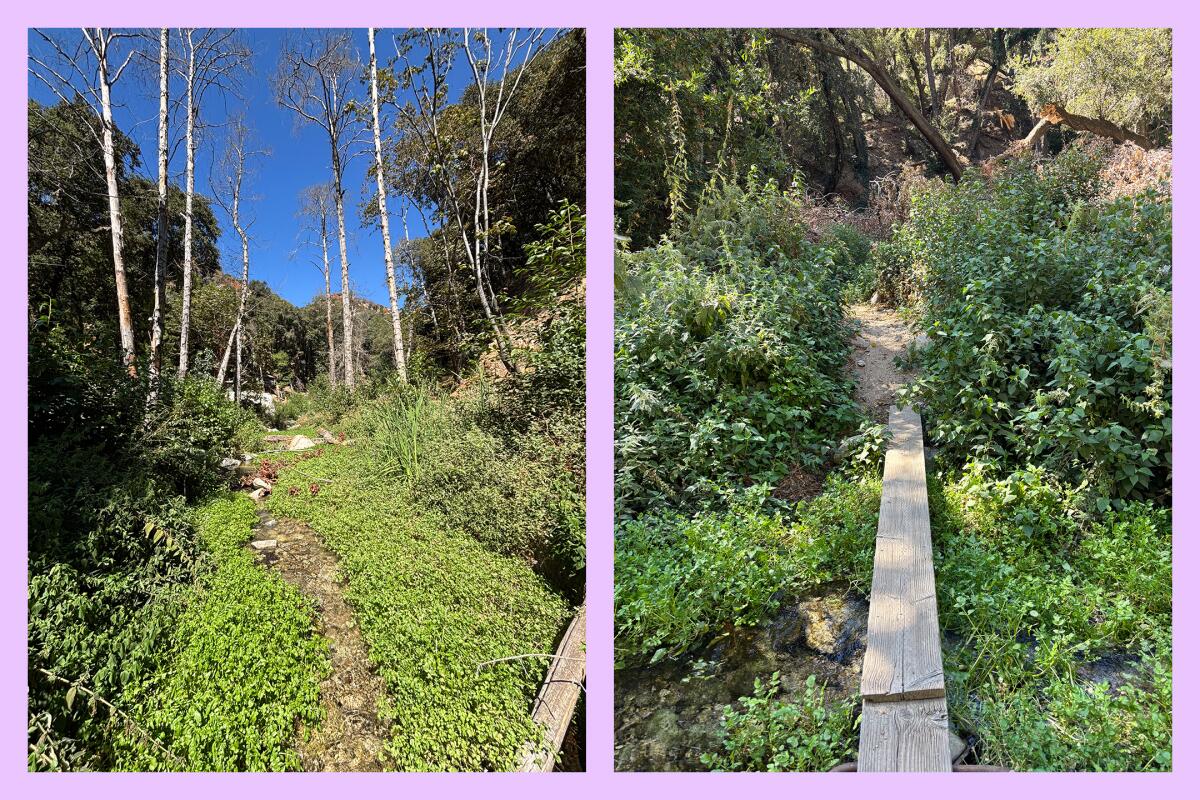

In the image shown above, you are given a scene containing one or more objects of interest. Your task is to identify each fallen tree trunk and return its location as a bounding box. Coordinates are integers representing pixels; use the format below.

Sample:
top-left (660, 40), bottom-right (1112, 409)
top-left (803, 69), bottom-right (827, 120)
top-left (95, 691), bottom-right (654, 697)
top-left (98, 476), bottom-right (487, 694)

top-left (778, 29), bottom-right (963, 181)
top-left (1035, 103), bottom-right (1152, 149)
top-left (518, 606), bottom-right (586, 772)
top-left (993, 102), bottom-right (1152, 168)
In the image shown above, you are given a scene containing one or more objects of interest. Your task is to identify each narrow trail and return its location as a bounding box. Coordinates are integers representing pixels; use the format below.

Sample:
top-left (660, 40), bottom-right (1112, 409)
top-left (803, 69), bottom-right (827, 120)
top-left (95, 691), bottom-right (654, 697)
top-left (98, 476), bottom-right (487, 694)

top-left (847, 302), bottom-right (919, 419)
top-left (249, 503), bottom-right (392, 771)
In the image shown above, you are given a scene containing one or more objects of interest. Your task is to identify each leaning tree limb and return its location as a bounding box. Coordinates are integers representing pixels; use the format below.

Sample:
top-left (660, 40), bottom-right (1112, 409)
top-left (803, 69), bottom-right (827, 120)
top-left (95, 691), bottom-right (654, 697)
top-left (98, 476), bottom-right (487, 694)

top-left (1025, 103), bottom-right (1152, 150)
top-left (778, 29), bottom-right (963, 181)
top-left (993, 102), bottom-right (1153, 169)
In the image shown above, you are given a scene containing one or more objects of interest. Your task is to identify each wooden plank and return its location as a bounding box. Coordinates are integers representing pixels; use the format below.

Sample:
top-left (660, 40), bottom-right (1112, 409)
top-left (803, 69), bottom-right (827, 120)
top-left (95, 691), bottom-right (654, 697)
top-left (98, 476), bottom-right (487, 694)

top-left (858, 696), bottom-right (952, 772)
top-left (519, 606), bottom-right (586, 772)
top-left (860, 406), bottom-right (945, 701)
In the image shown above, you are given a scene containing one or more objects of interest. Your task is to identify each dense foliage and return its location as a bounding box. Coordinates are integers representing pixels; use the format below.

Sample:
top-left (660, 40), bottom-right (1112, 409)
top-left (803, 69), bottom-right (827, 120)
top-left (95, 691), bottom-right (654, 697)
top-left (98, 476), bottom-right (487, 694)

top-left (701, 673), bottom-right (859, 772)
top-left (616, 180), bottom-right (858, 516)
top-left (1012, 28), bottom-right (1172, 141)
top-left (29, 26), bottom-right (585, 773)
top-left (26, 318), bottom-right (322, 770)
top-left (896, 143), bottom-right (1171, 506)
top-left (932, 471), bottom-right (1171, 770)
top-left (615, 478), bottom-right (878, 667)
top-left (266, 439), bottom-right (570, 770)
top-left (615, 31), bottom-right (1173, 769)
top-left (115, 494), bottom-right (327, 770)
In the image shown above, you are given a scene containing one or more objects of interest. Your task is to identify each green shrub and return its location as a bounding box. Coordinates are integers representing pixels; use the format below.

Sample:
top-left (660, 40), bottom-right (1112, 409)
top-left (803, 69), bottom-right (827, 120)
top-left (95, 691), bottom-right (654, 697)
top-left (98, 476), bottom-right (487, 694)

top-left (616, 180), bottom-right (859, 516)
top-left (271, 392), bottom-right (310, 428)
top-left (28, 321), bottom-right (263, 770)
top-left (615, 477), bottom-right (878, 667)
top-left (701, 673), bottom-right (858, 772)
top-left (894, 148), bottom-right (1170, 504)
top-left (930, 469), bottom-right (1171, 771)
top-left (820, 223), bottom-right (876, 303)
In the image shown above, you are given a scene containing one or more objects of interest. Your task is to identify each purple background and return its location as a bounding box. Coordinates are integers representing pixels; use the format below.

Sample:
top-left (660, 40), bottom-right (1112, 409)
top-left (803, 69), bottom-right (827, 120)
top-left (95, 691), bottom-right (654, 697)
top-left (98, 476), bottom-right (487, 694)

top-left (2, 1), bottom-right (1193, 795)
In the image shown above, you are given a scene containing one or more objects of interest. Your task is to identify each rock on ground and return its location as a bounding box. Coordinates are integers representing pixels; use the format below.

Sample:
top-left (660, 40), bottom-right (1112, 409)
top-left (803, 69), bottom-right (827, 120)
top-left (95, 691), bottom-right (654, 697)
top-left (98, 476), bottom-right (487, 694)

top-left (288, 435), bottom-right (317, 451)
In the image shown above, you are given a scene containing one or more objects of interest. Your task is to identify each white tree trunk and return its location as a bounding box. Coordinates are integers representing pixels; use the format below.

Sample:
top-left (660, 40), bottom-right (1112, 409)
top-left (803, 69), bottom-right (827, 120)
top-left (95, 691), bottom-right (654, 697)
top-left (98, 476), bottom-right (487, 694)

top-left (96, 33), bottom-right (136, 376)
top-left (149, 27), bottom-right (170, 394)
top-left (177, 31), bottom-right (197, 378)
top-left (216, 318), bottom-right (237, 387)
top-left (320, 218), bottom-right (336, 387)
top-left (331, 158), bottom-right (355, 389)
top-left (234, 231), bottom-right (249, 401)
top-left (368, 28), bottom-right (408, 383)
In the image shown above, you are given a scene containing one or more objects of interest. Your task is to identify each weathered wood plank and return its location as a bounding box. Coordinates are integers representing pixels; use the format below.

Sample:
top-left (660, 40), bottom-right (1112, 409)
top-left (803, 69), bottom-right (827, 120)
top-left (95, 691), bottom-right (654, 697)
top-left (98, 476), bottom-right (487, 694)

top-left (860, 406), bottom-right (945, 701)
top-left (858, 696), bottom-right (952, 772)
top-left (519, 606), bottom-right (586, 772)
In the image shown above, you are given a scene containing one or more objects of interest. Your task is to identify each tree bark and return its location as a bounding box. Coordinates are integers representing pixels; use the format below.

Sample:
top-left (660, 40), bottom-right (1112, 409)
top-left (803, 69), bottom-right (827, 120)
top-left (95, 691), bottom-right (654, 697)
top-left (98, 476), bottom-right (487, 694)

top-left (149, 27), bottom-right (169, 395)
top-left (903, 32), bottom-right (927, 115)
top-left (177, 30), bottom-right (197, 378)
top-left (331, 162), bottom-right (354, 389)
top-left (923, 29), bottom-right (939, 118)
top-left (94, 31), bottom-right (137, 375)
top-left (968, 30), bottom-right (1005, 158)
top-left (320, 214), bottom-right (336, 388)
top-left (937, 29), bottom-right (956, 109)
top-left (1040, 103), bottom-right (1152, 149)
top-left (233, 229), bottom-right (249, 402)
top-left (818, 59), bottom-right (844, 197)
top-left (216, 318), bottom-right (238, 387)
top-left (780, 29), bottom-right (963, 181)
top-left (368, 28), bottom-right (408, 383)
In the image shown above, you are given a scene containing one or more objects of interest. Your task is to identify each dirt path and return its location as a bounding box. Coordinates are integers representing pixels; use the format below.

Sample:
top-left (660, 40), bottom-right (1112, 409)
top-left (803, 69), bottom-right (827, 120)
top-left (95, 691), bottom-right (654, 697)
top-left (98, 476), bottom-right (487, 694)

top-left (250, 506), bottom-right (392, 771)
top-left (847, 302), bottom-right (919, 419)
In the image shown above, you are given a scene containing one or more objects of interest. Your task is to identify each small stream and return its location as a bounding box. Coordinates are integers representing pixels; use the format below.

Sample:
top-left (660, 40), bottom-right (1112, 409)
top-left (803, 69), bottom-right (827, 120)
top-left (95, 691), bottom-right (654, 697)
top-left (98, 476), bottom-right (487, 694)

top-left (614, 583), bottom-right (868, 771)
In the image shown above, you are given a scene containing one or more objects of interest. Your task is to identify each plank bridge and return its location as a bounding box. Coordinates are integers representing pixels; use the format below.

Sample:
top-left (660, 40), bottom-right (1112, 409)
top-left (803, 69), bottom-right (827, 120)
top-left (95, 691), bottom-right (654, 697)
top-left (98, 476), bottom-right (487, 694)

top-left (857, 406), bottom-right (952, 772)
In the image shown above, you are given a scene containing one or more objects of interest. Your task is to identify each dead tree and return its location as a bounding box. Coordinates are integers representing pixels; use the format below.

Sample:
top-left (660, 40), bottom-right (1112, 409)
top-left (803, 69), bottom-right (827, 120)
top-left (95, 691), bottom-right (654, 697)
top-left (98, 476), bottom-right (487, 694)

top-left (276, 31), bottom-right (362, 388)
top-left (297, 183), bottom-right (339, 387)
top-left (461, 27), bottom-right (546, 373)
top-left (149, 28), bottom-right (170, 395)
top-left (30, 28), bottom-right (140, 374)
top-left (176, 29), bottom-right (249, 378)
top-left (396, 29), bottom-right (545, 375)
top-left (367, 28), bottom-right (408, 383)
top-left (212, 118), bottom-right (263, 402)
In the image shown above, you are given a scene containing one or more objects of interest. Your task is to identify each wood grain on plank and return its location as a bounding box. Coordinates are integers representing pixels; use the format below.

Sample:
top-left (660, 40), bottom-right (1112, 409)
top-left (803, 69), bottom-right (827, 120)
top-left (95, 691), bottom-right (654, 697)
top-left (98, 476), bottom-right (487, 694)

top-left (860, 406), bottom-right (945, 701)
top-left (858, 696), bottom-right (952, 772)
top-left (519, 606), bottom-right (586, 772)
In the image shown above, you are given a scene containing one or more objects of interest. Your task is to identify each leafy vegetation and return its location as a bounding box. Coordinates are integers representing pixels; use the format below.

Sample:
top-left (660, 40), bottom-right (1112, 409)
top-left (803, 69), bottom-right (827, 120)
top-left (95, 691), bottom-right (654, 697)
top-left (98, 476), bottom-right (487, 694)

top-left (616, 180), bottom-right (858, 516)
top-left (615, 27), bottom-right (1171, 773)
top-left (1012, 28), bottom-right (1172, 138)
top-left (931, 471), bottom-right (1171, 770)
top-left (265, 442), bottom-right (569, 770)
top-left (615, 478), bottom-right (877, 667)
top-left (701, 673), bottom-right (859, 772)
top-left (115, 494), bottom-right (327, 771)
top-left (895, 145), bottom-right (1171, 506)
top-left (884, 140), bottom-right (1172, 770)
top-left (27, 318), bottom-right (331, 771)
top-left (29, 26), bottom-right (585, 772)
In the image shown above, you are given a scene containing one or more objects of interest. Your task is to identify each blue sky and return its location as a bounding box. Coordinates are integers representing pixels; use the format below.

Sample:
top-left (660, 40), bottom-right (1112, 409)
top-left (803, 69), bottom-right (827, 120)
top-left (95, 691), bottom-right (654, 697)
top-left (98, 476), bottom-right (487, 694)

top-left (28, 28), bottom-right (487, 308)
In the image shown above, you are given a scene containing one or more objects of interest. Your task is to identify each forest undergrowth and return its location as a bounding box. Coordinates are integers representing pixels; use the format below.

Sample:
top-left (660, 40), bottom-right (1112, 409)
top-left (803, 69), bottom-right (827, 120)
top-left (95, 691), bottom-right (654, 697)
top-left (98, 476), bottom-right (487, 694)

top-left (614, 137), bottom-right (1171, 772)
top-left (28, 235), bottom-right (585, 773)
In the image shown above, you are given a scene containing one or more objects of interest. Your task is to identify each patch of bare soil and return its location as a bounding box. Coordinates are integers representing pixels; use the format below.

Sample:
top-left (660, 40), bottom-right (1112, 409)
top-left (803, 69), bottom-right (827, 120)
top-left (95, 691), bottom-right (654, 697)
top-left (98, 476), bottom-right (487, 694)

top-left (772, 464), bottom-right (825, 502)
top-left (250, 508), bottom-right (392, 771)
top-left (847, 302), bottom-right (918, 420)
